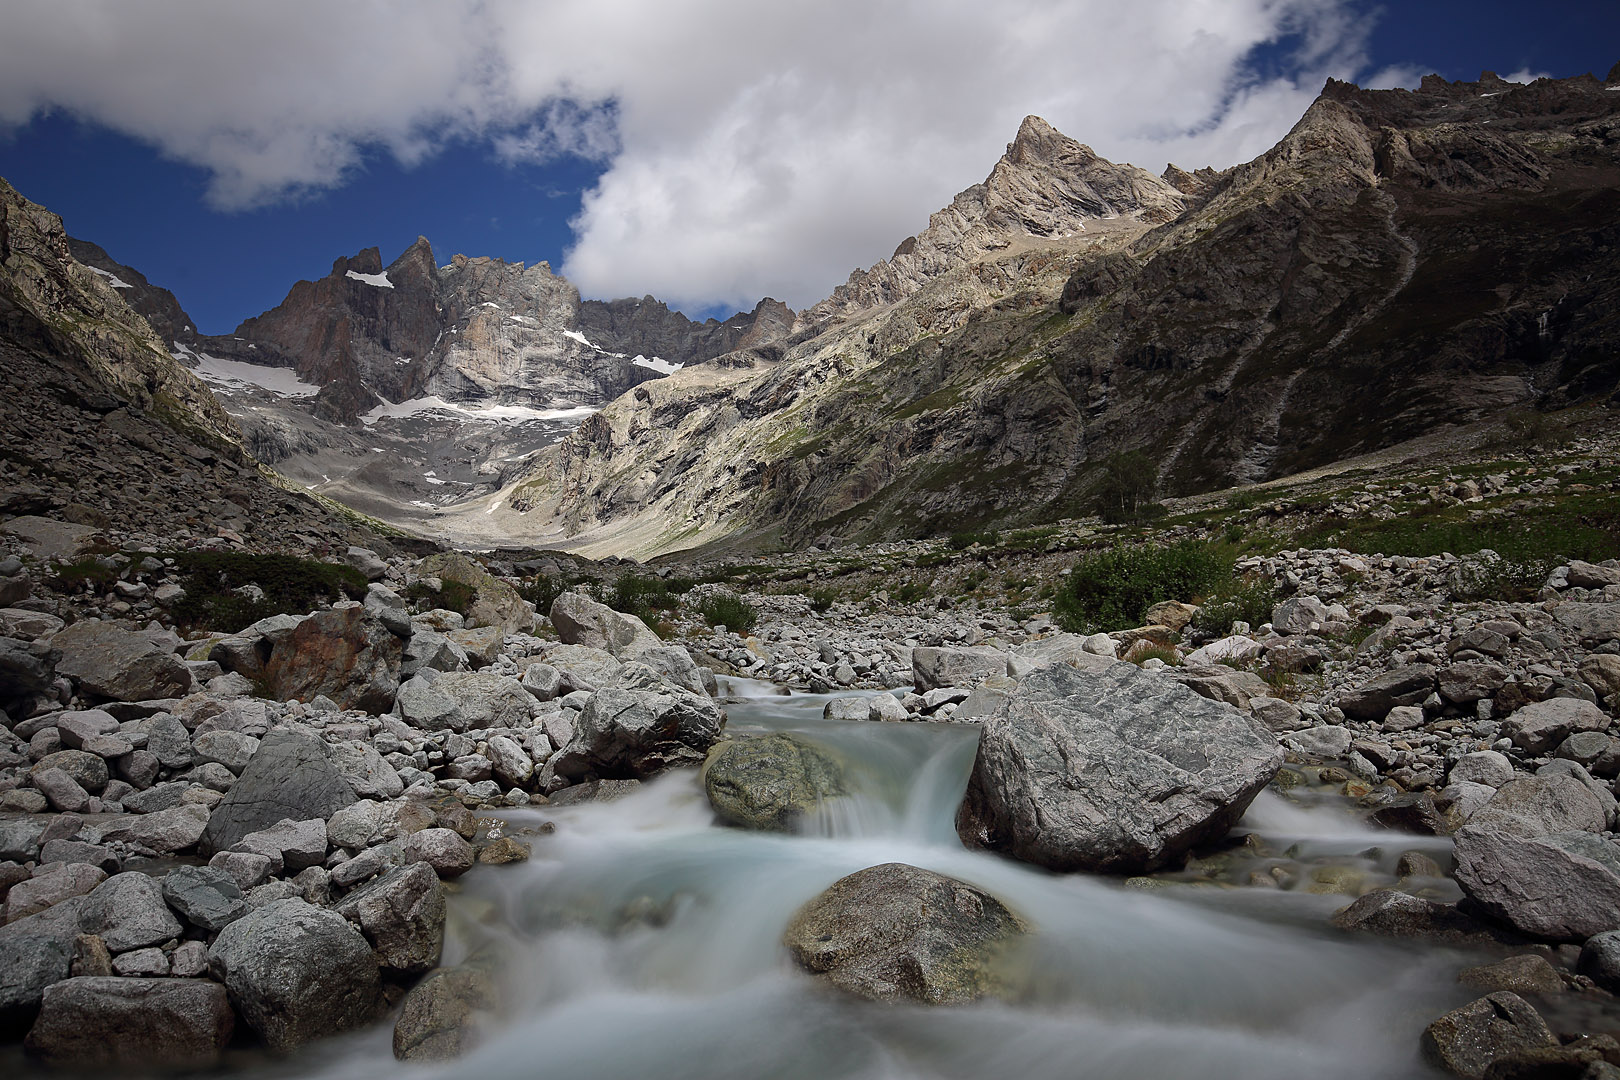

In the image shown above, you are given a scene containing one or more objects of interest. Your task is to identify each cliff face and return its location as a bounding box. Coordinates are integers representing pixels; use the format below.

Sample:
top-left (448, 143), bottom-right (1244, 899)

top-left (511, 70), bottom-right (1620, 558)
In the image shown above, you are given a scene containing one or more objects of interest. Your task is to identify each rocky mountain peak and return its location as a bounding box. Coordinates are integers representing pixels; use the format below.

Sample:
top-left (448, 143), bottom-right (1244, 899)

top-left (1004, 115), bottom-right (1071, 166)
top-left (332, 246), bottom-right (384, 278)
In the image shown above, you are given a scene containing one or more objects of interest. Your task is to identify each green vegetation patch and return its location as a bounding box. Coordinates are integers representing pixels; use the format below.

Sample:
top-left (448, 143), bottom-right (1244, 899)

top-left (165, 551), bottom-right (368, 632)
top-left (699, 593), bottom-right (759, 634)
top-left (1055, 540), bottom-right (1232, 634)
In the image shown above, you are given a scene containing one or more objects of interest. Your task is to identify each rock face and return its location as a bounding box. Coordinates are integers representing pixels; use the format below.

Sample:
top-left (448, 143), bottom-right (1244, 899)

top-left (515, 71), bottom-right (1620, 559)
top-left (261, 606), bottom-right (402, 712)
top-left (552, 687), bottom-right (726, 781)
top-left (24, 977), bottom-right (234, 1067)
top-left (956, 663), bottom-right (1282, 873)
top-left (207, 897), bottom-right (383, 1053)
top-left (702, 733), bottom-right (848, 832)
top-left (782, 863), bottom-right (1027, 1005)
top-left (51, 621), bottom-right (191, 702)
top-left (198, 729), bottom-right (357, 856)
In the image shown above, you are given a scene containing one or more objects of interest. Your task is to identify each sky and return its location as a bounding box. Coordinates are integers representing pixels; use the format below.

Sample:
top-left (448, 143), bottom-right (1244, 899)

top-left (0, 1), bottom-right (1614, 336)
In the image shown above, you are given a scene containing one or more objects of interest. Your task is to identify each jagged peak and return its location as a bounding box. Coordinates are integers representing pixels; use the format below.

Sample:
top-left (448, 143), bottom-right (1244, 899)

top-left (1005, 114), bottom-right (1094, 168)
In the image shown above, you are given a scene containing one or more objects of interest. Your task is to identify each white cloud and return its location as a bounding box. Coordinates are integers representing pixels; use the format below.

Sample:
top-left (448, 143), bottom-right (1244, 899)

top-left (0, 0), bottom-right (1387, 309)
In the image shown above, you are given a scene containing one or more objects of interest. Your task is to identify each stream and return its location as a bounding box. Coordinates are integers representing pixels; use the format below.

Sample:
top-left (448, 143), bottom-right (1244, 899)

top-left (248, 681), bottom-right (1481, 1078)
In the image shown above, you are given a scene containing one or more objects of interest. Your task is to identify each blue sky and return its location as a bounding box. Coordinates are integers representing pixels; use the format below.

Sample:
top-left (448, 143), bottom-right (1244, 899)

top-left (0, 0), bottom-right (1614, 337)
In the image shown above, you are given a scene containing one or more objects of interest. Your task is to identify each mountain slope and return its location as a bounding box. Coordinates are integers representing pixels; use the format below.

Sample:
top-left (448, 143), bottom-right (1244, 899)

top-left (503, 69), bottom-right (1620, 558)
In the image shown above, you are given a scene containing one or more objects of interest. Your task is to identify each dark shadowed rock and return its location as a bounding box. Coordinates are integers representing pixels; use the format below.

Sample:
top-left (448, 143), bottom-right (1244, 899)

top-left (0, 897), bottom-right (86, 1034)
top-left (392, 964), bottom-right (498, 1062)
top-left (782, 863), bottom-right (1026, 1005)
top-left (956, 663), bottom-right (1281, 873)
top-left (161, 865), bottom-right (246, 932)
top-left (207, 897), bottom-right (382, 1053)
top-left (1338, 664), bottom-right (1436, 722)
top-left (23, 977), bottom-right (233, 1067)
top-left (1421, 992), bottom-right (1557, 1078)
top-left (1453, 827), bottom-right (1620, 942)
top-left (1331, 889), bottom-right (1528, 947)
top-left (199, 729), bottom-right (356, 856)
top-left (702, 733), bottom-right (848, 832)
top-left (334, 862), bottom-right (444, 975)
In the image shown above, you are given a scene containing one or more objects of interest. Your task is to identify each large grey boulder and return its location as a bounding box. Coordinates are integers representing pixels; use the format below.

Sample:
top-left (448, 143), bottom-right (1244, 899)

top-left (23, 977), bottom-right (234, 1067)
top-left (1501, 697), bottom-right (1609, 755)
top-left (1555, 603), bottom-right (1620, 644)
top-left (1468, 773), bottom-right (1607, 837)
top-left (392, 964), bottom-right (497, 1062)
top-left (430, 672), bottom-right (534, 730)
top-left (161, 866), bottom-right (246, 932)
top-left (911, 646), bottom-right (1010, 693)
top-left (79, 872), bottom-right (183, 953)
top-left (414, 552), bottom-right (532, 634)
top-left (634, 645), bottom-right (710, 696)
top-left (393, 676), bottom-right (466, 731)
top-left (782, 863), bottom-right (1026, 1005)
top-left (702, 733), bottom-right (848, 832)
top-left (261, 606), bottom-right (401, 712)
top-left (52, 621), bottom-right (191, 702)
top-left (327, 740), bottom-right (405, 799)
top-left (956, 663), bottom-right (1282, 873)
top-left (333, 862), bottom-right (444, 975)
top-left (549, 592), bottom-right (662, 659)
top-left (0, 897), bottom-right (86, 1032)
top-left (551, 686), bottom-right (726, 781)
top-left (198, 729), bottom-right (357, 856)
top-left (207, 897), bottom-right (382, 1053)
top-left (1453, 827), bottom-right (1620, 941)
top-left (1337, 664), bottom-right (1436, 722)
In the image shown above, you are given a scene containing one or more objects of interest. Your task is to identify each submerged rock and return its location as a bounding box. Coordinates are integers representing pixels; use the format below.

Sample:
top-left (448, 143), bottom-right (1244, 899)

top-left (703, 732), bottom-right (848, 832)
top-left (956, 663), bottom-right (1281, 873)
top-left (392, 964), bottom-right (498, 1062)
top-left (782, 862), bottom-right (1026, 1005)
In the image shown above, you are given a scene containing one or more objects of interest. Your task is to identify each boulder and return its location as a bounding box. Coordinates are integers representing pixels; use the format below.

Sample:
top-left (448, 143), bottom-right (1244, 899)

top-left (0, 516), bottom-right (103, 560)
top-left (403, 829), bottom-right (474, 879)
top-left (207, 614), bottom-right (308, 683)
top-left (415, 552), bottom-right (532, 634)
top-left (1568, 560), bottom-right (1620, 589)
top-left (1451, 750), bottom-right (1515, 788)
top-left (393, 676), bottom-right (466, 731)
top-left (207, 897), bottom-right (383, 1053)
top-left (78, 872), bottom-right (183, 952)
top-left (1468, 774), bottom-right (1606, 838)
top-left (1184, 636), bottom-right (1263, 667)
top-left (484, 735), bottom-right (535, 789)
top-left (956, 663), bottom-right (1281, 874)
top-left (392, 965), bottom-right (497, 1062)
top-left (1165, 665), bottom-right (1273, 710)
top-left (51, 621), bottom-right (191, 703)
top-left (702, 733), bottom-right (848, 832)
top-left (1271, 596), bottom-right (1329, 635)
top-left (911, 646), bottom-right (1009, 693)
top-left (1421, 992), bottom-right (1558, 1079)
top-left (1456, 954), bottom-right (1565, 996)
top-left (1502, 697), bottom-right (1609, 755)
top-left (0, 897), bottom-right (86, 1033)
top-left (1453, 827), bottom-right (1620, 942)
top-left (327, 740), bottom-right (405, 799)
top-left (334, 862), bottom-right (444, 975)
top-left (4, 864), bottom-right (106, 924)
top-left (1582, 655), bottom-right (1620, 700)
top-left (23, 977), bottom-right (234, 1067)
top-left (161, 865), bottom-right (246, 932)
top-left (446, 626), bottom-right (504, 668)
top-left (1578, 930), bottom-right (1620, 992)
top-left (634, 645), bottom-right (710, 695)
top-left (782, 863), bottom-right (1026, 1005)
top-left (430, 672), bottom-right (534, 730)
top-left (261, 606), bottom-right (401, 712)
top-left (31, 749), bottom-right (109, 792)
top-left (549, 591), bottom-right (661, 658)
top-left (1554, 603), bottom-right (1620, 645)
top-left (1337, 664), bottom-right (1436, 722)
top-left (198, 729), bottom-right (357, 856)
top-left (53, 708), bottom-right (120, 749)
top-left (401, 629), bottom-right (468, 679)
top-left (343, 546), bottom-right (389, 582)
top-left (1330, 889), bottom-right (1524, 946)
top-left (552, 686), bottom-right (726, 781)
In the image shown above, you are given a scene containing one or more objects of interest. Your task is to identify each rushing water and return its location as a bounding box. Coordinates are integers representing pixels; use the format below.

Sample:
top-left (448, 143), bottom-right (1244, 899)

top-left (207, 681), bottom-right (1493, 1078)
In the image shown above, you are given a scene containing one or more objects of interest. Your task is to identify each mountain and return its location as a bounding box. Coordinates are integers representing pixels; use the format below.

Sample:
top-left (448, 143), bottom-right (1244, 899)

top-left (0, 180), bottom-right (372, 550)
top-left (501, 68), bottom-right (1620, 558)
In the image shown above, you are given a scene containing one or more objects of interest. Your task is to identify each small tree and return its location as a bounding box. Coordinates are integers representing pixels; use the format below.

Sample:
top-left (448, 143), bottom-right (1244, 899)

top-left (1097, 451), bottom-right (1158, 523)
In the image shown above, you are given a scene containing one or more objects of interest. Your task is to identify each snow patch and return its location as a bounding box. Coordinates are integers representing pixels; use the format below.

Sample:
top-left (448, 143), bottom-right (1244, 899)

top-left (87, 266), bottom-right (133, 288)
top-left (358, 395), bottom-right (599, 426)
top-left (178, 346), bottom-right (320, 398)
top-left (632, 354), bottom-right (684, 375)
top-left (423, 473), bottom-right (447, 486)
top-left (561, 329), bottom-right (597, 349)
top-left (345, 270), bottom-right (393, 288)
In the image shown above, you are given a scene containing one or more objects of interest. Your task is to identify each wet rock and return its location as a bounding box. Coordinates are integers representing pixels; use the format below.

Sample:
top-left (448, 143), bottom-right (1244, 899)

top-left (551, 686), bottom-right (726, 781)
top-left (207, 897), bottom-right (383, 1053)
top-left (1453, 827), bottom-right (1620, 942)
top-left (702, 733), bottom-right (848, 832)
top-left (1502, 697), bottom-right (1609, 755)
top-left (261, 606), bottom-right (402, 713)
top-left (476, 837), bottom-right (531, 864)
top-left (1578, 930), bottom-right (1620, 992)
top-left (912, 646), bottom-right (1009, 692)
top-left (392, 965), bottom-right (497, 1062)
top-left (79, 871), bottom-right (183, 952)
top-left (198, 728), bottom-right (356, 856)
top-left (782, 863), bottom-right (1026, 1005)
top-left (404, 828), bottom-right (474, 879)
top-left (1421, 992), bottom-right (1557, 1079)
top-left (52, 620), bottom-right (191, 703)
top-left (1367, 792), bottom-right (1446, 835)
top-left (161, 865), bottom-right (246, 932)
top-left (23, 977), bottom-right (234, 1067)
top-left (333, 862), bottom-right (444, 975)
top-left (37, 839), bottom-right (119, 874)
top-left (1457, 954), bottom-right (1565, 996)
top-left (956, 663), bottom-right (1281, 873)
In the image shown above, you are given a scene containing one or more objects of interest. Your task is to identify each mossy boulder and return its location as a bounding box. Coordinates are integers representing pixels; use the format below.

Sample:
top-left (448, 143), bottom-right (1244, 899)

top-left (702, 733), bottom-right (848, 832)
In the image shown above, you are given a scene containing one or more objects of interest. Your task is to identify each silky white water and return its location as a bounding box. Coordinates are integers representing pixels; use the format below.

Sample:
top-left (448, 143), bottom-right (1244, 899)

top-left (247, 681), bottom-right (1477, 1079)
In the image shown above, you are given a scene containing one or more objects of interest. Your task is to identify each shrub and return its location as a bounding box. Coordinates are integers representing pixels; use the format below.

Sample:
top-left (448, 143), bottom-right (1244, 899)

top-left (518, 572), bottom-right (569, 614)
top-left (1127, 644), bottom-right (1182, 667)
top-left (1190, 577), bottom-right (1280, 636)
top-left (1054, 541), bottom-right (1231, 634)
top-left (948, 530), bottom-right (999, 550)
top-left (166, 551), bottom-right (368, 631)
top-left (893, 580), bottom-right (930, 605)
top-left (46, 557), bottom-right (119, 592)
top-left (1095, 451), bottom-right (1159, 522)
top-left (405, 578), bottom-right (475, 616)
top-left (808, 587), bottom-right (839, 614)
top-left (699, 593), bottom-right (758, 634)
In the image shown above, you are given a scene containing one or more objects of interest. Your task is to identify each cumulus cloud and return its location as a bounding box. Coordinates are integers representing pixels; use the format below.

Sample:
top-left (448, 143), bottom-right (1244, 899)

top-left (0, 0), bottom-right (1388, 309)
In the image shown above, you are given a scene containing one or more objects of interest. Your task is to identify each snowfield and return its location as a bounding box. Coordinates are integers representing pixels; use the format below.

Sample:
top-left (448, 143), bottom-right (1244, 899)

top-left (172, 343), bottom-right (321, 398)
top-left (345, 270), bottom-right (394, 288)
top-left (358, 395), bottom-right (599, 426)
